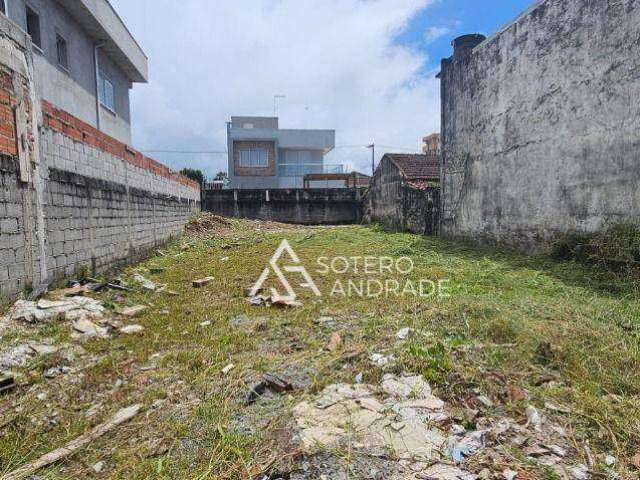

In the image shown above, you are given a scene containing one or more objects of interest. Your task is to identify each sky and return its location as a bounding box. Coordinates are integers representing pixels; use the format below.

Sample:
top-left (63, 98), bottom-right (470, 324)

top-left (109, 0), bottom-right (534, 178)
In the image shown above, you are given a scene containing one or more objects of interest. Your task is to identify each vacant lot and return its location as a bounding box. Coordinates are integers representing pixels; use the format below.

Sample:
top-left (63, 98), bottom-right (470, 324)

top-left (1, 216), bottom-right (639, 479)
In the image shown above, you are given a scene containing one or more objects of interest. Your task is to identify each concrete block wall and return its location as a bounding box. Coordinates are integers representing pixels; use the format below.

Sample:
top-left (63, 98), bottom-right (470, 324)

top-left (0, 156), bottom-right (26, 287)
top-left (26, 118), bottom-right (200, 291)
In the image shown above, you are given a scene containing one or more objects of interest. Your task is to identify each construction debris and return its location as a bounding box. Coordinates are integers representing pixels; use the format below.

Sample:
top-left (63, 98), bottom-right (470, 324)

top-left (133, 274), bottom-right (157, 291)
top-left (369, 352), bottom-right (395, 367)
top-left (221, 363), bottom-right (234, 374)
top-left (192, 277), bottom-right (214, 288)
top-left (291, 374), bottom-right (584, 479)
top-left (397, 327), bottom-right (412, 340)
top-left (119, 325), bottom-right (144, 334)
top-left (0, 375), bottom-right (15, 395)
top-left (325, 332), bottom-right (342, 352)
top-left (1, 404), bottom-right (141, 480)
top-left (248, 294), bottom-right (303, 308)
top-left (293, 376), bottom-right (452, 470)
top-left (3, 297), bottom-right (105, 324)
top-left (246, 373), bottom-right (294, 404)
top-left (72, 318), bottom-right (109, 338)
top-left (185, 213), bottom-right (233, 236)
top-left (119, 306), bottom-right (147, 318)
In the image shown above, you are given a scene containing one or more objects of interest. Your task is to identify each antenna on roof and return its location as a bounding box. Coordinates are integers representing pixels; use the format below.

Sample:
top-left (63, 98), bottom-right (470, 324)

top-left (274, 95), bottom-right (286, 116)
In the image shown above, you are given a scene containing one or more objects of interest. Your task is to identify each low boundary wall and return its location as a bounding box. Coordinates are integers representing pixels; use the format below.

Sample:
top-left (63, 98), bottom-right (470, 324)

top-left (203, 188), bottom-right (363, 225)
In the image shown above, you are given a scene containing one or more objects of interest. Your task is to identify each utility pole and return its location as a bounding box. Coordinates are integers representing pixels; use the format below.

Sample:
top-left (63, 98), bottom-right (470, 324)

top-left (273, 95), bottom-right (286, 116)
top-left (367, 143), bottom-right (375, 176)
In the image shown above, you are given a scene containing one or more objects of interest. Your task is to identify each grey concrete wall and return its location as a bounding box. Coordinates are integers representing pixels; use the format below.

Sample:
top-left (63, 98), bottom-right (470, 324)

top-left (364, 156), bottom-right (439, 235)
top-left (439, 0), bottom-right (640, 251)
top-left (8, 0), bottom-right (134, 144)
top-left (203, 188), bottom-right (362, 225)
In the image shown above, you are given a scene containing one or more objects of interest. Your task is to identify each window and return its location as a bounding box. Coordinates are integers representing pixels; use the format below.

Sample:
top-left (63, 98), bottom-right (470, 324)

top-left (56, 34), bottom-right (68, 70)
top-left (26, 6), bottom-right (41, 49)
top-left (0, 0), bottom-right (7, 16)
top-left (282, 150), bottom-right (318, 176)
top-left (99, 74), bottom-right (115, 112)
top-left (238, 148), bottom-right (268, 167)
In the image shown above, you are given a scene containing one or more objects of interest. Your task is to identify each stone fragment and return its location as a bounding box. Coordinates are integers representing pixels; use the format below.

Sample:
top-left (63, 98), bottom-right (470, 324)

top-left (73, 318), bottom-right (109, 338)
top-left (119, 305), bottom-right (147, 318)
top-left (120, 325), bottom-right (144, 334)
top-left (192, 277), bottom-right (214, 288)
top-left (326, 332), bottom-right (342, 352)
top-left (382, 374), bottom-right (431, 398)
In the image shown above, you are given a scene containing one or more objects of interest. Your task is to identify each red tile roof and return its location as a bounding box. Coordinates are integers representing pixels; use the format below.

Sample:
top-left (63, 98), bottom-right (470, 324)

top-left (385, 153), bottom-right (440, 182)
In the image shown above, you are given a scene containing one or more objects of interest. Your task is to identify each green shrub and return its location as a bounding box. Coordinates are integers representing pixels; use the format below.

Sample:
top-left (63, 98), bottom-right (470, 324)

top-left (552, 221), bottom-right (640, 276)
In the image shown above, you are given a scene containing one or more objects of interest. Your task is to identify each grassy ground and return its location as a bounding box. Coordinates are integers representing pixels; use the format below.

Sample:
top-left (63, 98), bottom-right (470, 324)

top-left (0, 218), bottom-right (639, 479)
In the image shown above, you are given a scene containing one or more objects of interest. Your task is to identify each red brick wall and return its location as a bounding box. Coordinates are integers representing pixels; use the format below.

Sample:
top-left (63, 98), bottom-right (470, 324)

top-left (0, 70), bottom-right (17, 157)
top-left (41, 100), bottom-right (200, 191)
top-left (233, 140), bottom-right (276, 177)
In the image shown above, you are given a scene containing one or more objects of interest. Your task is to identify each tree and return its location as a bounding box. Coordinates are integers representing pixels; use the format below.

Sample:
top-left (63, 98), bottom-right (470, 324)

top-left (180, 168), bottom-right (205, 187)
top-left (214, 171), bottom-right (228, 181)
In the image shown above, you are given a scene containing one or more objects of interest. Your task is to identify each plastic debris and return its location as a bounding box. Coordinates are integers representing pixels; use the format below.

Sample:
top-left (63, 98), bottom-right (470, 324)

top-left (369, 352), bottom-right (395, 367)
top-left (396, 327), bottom-right (412, 339)
top-left (221, 363), bottom-right (234, 374)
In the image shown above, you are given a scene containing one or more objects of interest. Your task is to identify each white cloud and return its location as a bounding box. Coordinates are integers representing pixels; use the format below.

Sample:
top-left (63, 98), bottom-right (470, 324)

top-left (424, 26), bottom-right (452, 43)
top-left (110, 0), bottom-right (441, 177)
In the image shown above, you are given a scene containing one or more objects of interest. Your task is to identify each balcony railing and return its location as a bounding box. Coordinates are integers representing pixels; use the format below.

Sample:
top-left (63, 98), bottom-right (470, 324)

top-left (278, 163), bottom-right (344, 177)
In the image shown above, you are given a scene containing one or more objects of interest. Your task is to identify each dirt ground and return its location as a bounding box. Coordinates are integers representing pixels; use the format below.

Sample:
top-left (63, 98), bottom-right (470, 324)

top-left (0, 214), bottom-right (639, 479)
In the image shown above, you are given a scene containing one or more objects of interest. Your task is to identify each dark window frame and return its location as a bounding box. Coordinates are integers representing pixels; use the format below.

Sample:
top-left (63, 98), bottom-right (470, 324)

top-left (56, 33), bottom-right (69, 71)
top-left (25, 5), bottom-right (42, 50)
top-left (0, 0), bottom-right (7, 16)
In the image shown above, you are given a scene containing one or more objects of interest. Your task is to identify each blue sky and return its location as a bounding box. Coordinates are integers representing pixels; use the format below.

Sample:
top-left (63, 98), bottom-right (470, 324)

top-left (401, 0), bottom-right (534, 70)
top-left (111, 0), bottom-right (537, 177)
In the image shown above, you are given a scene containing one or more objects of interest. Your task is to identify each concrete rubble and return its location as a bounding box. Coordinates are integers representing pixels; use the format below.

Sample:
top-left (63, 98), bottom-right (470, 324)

top-left (2, 297), bottom-right (105, 325)
top-left (291, 374), bottom-right (589, 480)
top-left (119, 324), bottom-right (145, 334)
top-left (133, 274), bottom-right (157, 291)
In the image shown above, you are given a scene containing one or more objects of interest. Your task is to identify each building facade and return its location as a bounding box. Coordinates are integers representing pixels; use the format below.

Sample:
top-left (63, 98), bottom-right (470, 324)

top-left (422, 133), bottom-right (440, 154)
top-left (364, 153), bottom-right (440, 235)
top-left (227, 116), bottom-right (336, 189)
top-left (1, 0), bottom-right (147, 145)
top-left (0, 3), bottom-right (199, 299)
